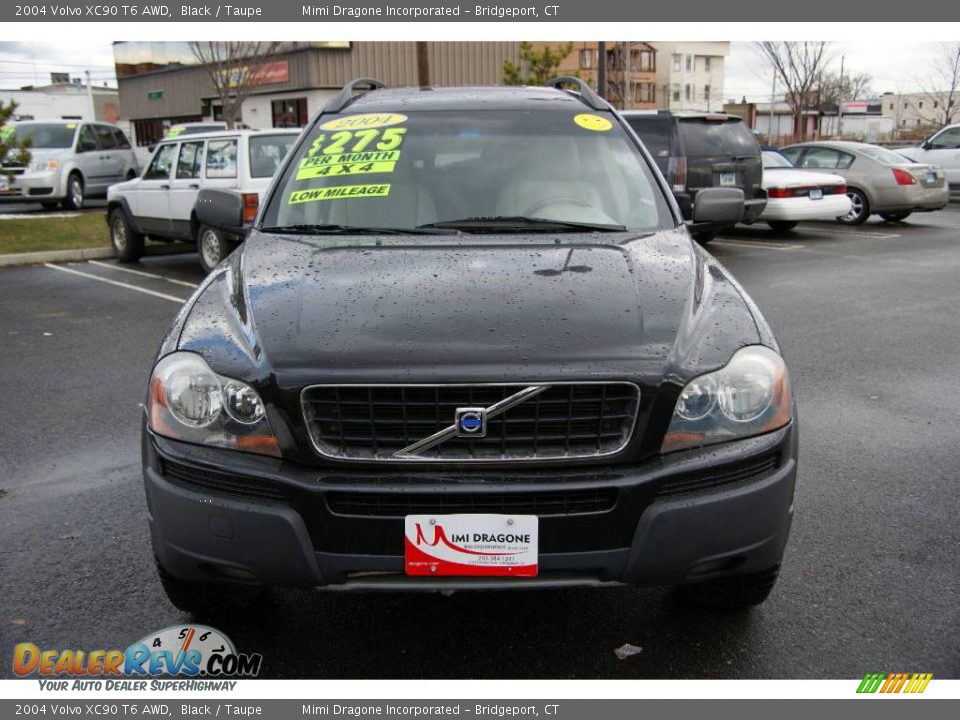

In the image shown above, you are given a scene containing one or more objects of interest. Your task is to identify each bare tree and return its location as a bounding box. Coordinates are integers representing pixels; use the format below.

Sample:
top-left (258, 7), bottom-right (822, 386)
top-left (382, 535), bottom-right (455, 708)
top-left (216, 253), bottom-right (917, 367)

top-left (756, 41), bottom-right (834, 140)
top-left (818, 71), bottom-right (872, 109)
top-left (189, 41), bottom-right (282, 128)
top-left (916, 42), bottom-right (960, 128)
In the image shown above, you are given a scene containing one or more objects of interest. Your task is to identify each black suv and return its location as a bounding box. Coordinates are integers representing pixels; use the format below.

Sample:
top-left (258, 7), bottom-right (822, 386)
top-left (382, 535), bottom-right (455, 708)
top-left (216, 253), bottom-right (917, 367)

top-left (622, 110), bottom-right (766, 241)
top-left (143, 78), bottom-right (796, 613)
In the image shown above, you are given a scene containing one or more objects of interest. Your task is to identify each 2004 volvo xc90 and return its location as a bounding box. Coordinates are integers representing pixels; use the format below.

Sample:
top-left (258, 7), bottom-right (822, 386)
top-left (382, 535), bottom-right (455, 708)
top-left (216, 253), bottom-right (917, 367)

top-left (143, 78), bottom-right (798, 614)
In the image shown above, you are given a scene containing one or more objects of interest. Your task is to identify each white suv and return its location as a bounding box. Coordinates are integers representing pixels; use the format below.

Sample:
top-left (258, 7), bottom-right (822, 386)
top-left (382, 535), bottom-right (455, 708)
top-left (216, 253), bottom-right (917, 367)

top-left (106, 129), bottom-right (300, 272)
top-left (899, 123), bottom-right (960, 197)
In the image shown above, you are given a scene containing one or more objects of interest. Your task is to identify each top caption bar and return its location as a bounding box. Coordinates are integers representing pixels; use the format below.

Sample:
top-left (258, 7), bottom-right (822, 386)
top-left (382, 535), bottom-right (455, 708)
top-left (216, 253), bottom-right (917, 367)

top-left (3, 0), bottom-right (948, 22)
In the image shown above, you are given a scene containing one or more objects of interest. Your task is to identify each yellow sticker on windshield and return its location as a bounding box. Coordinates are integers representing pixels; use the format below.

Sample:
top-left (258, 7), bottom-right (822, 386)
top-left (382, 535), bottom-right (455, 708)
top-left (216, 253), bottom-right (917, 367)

top-left (165, 127), bottom-right (184, 138)
top-left (288, 184), bottom-right (391, 204)
top-left (65, 123), bottom-right (77, 129)
top-left (320, 113), bottom-right (407, 131)
top-left (297, 159), bottom-right (398, 180)
top-left (574, 113), bottom-right (612, 132)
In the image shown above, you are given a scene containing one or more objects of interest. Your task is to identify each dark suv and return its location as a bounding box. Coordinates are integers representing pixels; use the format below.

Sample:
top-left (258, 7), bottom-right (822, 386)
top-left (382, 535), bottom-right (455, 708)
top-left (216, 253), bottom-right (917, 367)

top-left (622, 111), bottom-right (766, 241)
top-left (143, 78), bottom-right (797, 614)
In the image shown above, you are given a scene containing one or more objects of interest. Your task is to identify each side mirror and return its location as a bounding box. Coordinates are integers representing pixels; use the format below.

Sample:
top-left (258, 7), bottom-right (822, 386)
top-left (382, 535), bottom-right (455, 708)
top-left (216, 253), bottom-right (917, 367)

top-left (691, 187), bottom-right (745, 225)
top-left (79, 139), bottom-right (97, 152)
top-left (195, 189), bottom-right (245, 237)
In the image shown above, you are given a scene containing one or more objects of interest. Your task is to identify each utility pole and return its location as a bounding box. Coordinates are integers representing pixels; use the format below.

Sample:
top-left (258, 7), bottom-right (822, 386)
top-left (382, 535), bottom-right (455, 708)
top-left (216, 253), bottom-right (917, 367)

top-left (597, 41), bottom-right (607, 100)
top-left (837, 54), bottom-right (845, 139)
top-left (623, 41), bottom-right (631, 110)
top-left (416, 42), bottom-right (430, 87)
top-left (85, 70), bottom-right (96, 121)
top-left (769, 73), bottom-right (776, 144)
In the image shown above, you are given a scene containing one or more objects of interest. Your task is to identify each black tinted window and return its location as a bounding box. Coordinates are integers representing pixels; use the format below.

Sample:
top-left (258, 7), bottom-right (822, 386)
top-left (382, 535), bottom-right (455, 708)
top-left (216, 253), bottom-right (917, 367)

top-left (625, 117), bottom-right (675, 163)
top-left (678, 119), bottom-right (758, 157)
top-left (95, 125), bottom-right (117, 149)
top-left (113, 129), bottom-right (132, 149)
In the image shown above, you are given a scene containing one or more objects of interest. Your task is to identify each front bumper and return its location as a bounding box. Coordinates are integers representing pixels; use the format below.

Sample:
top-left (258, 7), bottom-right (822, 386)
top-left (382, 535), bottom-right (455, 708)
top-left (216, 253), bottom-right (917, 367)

top-left (143, 423), bottom-right (797, 591)
top-left (0, 171), bottom-right (63, 202)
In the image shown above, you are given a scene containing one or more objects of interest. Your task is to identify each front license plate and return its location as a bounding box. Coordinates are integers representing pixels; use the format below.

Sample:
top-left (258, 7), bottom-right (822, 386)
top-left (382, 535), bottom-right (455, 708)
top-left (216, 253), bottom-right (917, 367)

top-left (404, 514), bottom-right (538, 577)
top-left (719, 172), bottom-right (736, 187)
top-left (809, 188), bottom-right (823, 200)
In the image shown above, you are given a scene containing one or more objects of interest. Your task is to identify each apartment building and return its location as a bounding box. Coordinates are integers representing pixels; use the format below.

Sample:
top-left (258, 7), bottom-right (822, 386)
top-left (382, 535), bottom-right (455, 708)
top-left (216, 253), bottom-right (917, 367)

top-left (649, 42), bottom-right (729, 112)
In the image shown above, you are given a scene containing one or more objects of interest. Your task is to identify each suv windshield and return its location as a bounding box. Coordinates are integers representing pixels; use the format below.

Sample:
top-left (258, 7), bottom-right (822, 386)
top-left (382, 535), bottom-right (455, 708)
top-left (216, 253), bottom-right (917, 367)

top-left (678, 118), bottom-right (758, 157)
top-left (8, 122), bottom-right (78, 149)
top-left (261, 110), bottom-right (673, 234)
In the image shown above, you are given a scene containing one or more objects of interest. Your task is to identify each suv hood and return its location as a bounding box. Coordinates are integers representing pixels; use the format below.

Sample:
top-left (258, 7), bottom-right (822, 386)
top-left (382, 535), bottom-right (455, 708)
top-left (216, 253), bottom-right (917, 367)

top-left (176, 229), bottom-right (764, 387)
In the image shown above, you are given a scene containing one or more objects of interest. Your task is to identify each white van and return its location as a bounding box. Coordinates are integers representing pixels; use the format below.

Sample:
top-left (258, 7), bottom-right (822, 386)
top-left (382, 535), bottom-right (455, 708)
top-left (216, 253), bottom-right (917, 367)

top-left (106, 128), bottom-right (300, 272)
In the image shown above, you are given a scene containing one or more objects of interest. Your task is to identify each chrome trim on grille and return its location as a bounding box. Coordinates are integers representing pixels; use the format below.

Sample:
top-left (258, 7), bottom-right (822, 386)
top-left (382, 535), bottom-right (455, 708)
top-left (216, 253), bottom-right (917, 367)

top-left (300, 382), bottom-right (641, 464)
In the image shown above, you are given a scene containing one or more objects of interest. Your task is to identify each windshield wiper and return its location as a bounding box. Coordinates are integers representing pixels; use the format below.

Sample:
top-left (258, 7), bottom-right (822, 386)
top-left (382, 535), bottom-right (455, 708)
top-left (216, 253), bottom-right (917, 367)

top-left (260, 224), bottom-right (459, 236)
top-left (416, 216), bottom-right (627, 233)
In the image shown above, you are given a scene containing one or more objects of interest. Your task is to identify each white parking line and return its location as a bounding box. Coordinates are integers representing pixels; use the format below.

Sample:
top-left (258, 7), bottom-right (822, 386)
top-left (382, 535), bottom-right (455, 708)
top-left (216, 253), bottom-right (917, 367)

top-left (44, 263), bottom-right (186, 304)
top-left (87, 260), bottom-right (199, 288)
top-left (797, 226), bottom-right (901, 239)
top-left (712, 239), bottom-right (802, 250)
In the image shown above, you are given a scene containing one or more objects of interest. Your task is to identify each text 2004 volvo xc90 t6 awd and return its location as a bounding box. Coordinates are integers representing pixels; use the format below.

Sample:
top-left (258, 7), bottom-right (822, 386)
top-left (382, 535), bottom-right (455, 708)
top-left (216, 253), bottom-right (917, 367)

top-left (143, 78), bottom-right (797, 613)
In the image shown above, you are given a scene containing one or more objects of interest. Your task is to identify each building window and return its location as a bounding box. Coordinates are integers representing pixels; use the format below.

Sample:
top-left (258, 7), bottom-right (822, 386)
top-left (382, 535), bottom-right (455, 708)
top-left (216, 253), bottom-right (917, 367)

top-left (685, 84), bottom-right (691, 100)
top-left (704, 85), bottom-right (711, 102)
top-left (673, 54), bottom-right (681, 72)
top-left (638, 82), bottom-right (654, 103)
top-left (888, 103), bottom-right (893, 110)
top-left (271, 97), bottom-right (308, 128)
top-left (917, 119), bottom-right (922, 126)
top-left (639, 50), bottom-right (654, 72)
top-left (904, 102), bottom-right (908, 108)
top-left (686, 55), bottom-right (692, 71)
top-left (704, 56), bottom-right (711, 73)
top-left (919, 101), bottom-right (924, 109)
top-left (580, 49), bottom-right (593, 69)
top-left (934, 101), bottom-right (939, 109)
top-left (672, 86), bottom-right (681, 102)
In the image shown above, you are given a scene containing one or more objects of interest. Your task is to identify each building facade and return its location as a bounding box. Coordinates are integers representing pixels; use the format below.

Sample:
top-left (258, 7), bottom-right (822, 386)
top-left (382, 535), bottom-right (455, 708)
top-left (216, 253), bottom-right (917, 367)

top-left (879, 91), bottom-right (960, 134)
top-left (534, 41), bottom-right (657, 110)
top-left (1, 81), bottom-right (120, 123)
top-left (114, 41), bottom-right (521, 146)
top-left (649, 42), bottom-right (729, 112)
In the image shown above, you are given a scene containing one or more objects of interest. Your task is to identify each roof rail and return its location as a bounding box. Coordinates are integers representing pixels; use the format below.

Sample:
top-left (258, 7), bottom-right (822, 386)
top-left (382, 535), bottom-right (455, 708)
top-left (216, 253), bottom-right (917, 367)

top-left (325, 77), bottom-right (388, 113)
top-left (544, 76), bottom-right (609, 111)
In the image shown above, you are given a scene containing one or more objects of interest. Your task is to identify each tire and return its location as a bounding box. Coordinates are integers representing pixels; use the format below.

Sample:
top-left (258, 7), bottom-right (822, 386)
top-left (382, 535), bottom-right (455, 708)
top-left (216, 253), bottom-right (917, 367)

top-left (109, 207), bottom-right (145, 262)
top-left (61, 173), bottom-right (84, 210)
top-left (880, 211), bottom-right (912, 222)
top-left (155, 558), bottom-right (268, 618)
top-left (767, 221), bottom-right (799, 233)
top-left (676, 565), bottom-right (781, 610)
top-left (41, 201), bottom-right (59, 210)
top-left (837, 188), bottom-right (869, 225)
top-left (196, 224), bottom-right (232, 274)
top-left (692, 230), bottom-right (716, 244)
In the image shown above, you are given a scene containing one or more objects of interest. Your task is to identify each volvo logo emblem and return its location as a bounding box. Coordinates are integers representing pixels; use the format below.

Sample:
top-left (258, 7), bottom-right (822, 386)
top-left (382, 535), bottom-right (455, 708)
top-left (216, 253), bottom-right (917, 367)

top-left (455, 407), bottom-right (487, 437)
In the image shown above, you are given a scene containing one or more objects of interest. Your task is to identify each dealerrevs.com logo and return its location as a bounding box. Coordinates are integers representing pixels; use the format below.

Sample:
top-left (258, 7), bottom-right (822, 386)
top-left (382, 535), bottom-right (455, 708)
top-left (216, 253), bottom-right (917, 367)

top-left (13, 625), bottom-right (262, 686)
top-left (856, 673), bottom-right (933, 694)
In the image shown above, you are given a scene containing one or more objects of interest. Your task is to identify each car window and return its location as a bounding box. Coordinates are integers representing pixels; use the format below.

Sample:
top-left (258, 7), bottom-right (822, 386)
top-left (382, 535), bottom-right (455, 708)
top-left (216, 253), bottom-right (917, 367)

top-left (77, 125), bottom-right (100, 152)
top-left (797, 147), bottom-right (854, 170)
top-left (779, 146), bottom-right (803, 164)
top-left (929, 126), bottom-right (960, 149)
top-left (857, 145), bottom-right (912, 166)
top-left (113, 129), bottom-right (132, 149)
top-left (248, 134), bottom-right (297, 178)
top-left (95, 125), bottom-right (117, 149)
top-left (144, 143), bottom-right (177, 180)
top-left (262, 109), bottom-right (674, 234)
top-left (762, 151), bottom-right (793, 169)
top-left (206, 139), bottom-right (238, 179)
top-left (176, 141), bottom-right (205, 179)
top-left (6, 122), bottom-right (77, 149)
top-left (625, 117), bottom-right (675, 161)
top-left (677, 119), bottom-right (758, 157)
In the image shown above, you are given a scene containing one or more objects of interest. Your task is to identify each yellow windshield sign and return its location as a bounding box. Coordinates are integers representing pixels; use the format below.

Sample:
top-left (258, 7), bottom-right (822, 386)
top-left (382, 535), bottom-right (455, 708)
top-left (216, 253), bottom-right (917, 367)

top-left (574, 113), bottom-right (613, 132)
top-left (288, 184), bottom-right (391, 204)
top-left (320, 113), bottom-right (407, 131)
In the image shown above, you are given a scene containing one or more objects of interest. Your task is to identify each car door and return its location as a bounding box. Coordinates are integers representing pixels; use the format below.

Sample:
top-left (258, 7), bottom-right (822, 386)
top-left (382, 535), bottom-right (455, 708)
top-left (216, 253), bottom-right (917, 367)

top-left (93, 124), bottom-right (125, 185)
top-left (168, 140), bottom-right (206, 240)
top-left (915, 126), bottom-right (960, 187)
top-left (133, 142), bottom-right (178, 237)
top-left (74, 124), bottom-right (109, 193)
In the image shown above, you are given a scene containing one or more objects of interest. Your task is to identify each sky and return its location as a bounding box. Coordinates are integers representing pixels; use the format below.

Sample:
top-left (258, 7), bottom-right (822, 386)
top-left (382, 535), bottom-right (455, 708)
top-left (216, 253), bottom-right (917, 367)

top-left (0, 39), bottom-right (949, 100)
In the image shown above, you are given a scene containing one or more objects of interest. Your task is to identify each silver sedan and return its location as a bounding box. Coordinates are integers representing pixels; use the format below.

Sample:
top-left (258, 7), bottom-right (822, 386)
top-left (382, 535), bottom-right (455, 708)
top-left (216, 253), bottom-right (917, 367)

top-left (780, 141), bottom-right (949, 225)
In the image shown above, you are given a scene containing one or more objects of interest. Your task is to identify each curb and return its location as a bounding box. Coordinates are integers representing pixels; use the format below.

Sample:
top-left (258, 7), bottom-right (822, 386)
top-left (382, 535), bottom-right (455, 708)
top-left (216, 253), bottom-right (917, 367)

top-left (0, 247), bottom-right (114, 268)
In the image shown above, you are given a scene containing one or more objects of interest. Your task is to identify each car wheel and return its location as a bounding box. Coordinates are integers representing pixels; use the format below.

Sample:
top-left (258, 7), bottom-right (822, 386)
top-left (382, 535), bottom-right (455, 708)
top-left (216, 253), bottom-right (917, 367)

top-left (109, 208), bottom-right (145, 262)
top-left (879, 211), bottom-right (912, 222)
top-left (838, 189), bottom-right (869, 225)
top-left (676, 565), bottom-right (781, 610)
top-left (692, 230), bottom-right (716, 244)
top-left (197, 224), bottom-right (232, 274)
top-left (155, 558), bottom-right (269, 618)
top-left (61, 173), bottom-right (84, 210)
top-left (766, 221), bottom-right (799, 233)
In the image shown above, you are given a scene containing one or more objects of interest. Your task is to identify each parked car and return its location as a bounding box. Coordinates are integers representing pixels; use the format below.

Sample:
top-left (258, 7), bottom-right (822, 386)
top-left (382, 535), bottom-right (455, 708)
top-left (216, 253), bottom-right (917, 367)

top-left (896, 123), bottom-right (960, 198)
top-left (621, 110), bottom-right (767, 242)
top-left (107, 128), bottom-right (299, 273)
top-left (751, 150), bottom-right (851, 232)
top-left (780, 141), bottom-right (949, 224)
top-left (144, 78), bottom-right (797, 615)
top-left (146, 122), bottom-right (231, 153)
top-left (0, 120), bottom-right (138, 209)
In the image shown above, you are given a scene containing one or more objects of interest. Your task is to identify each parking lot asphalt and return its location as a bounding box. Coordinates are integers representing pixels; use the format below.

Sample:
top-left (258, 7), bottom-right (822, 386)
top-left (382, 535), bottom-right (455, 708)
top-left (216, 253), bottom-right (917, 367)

top-left (1, 209), bottom-right (959, 679)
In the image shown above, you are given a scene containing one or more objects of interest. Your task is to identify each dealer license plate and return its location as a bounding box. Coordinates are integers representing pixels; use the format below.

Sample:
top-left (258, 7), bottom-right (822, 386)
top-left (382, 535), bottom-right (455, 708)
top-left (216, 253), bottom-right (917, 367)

top-left (809, 188), bottom-right (823, 200)
top-left (719, 172), bottom-right (737, 187)
top-left (404, 514), bottom-right (538, 577)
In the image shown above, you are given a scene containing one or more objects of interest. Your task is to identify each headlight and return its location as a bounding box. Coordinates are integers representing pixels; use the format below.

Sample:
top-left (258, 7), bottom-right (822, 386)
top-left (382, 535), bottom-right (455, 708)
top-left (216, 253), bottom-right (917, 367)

top-left (147, 352), bottom-right (280, 457)
top-left (662, 345), bottom-right (792, 453)
top-left (31, 160), bottom-right (58, 173)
